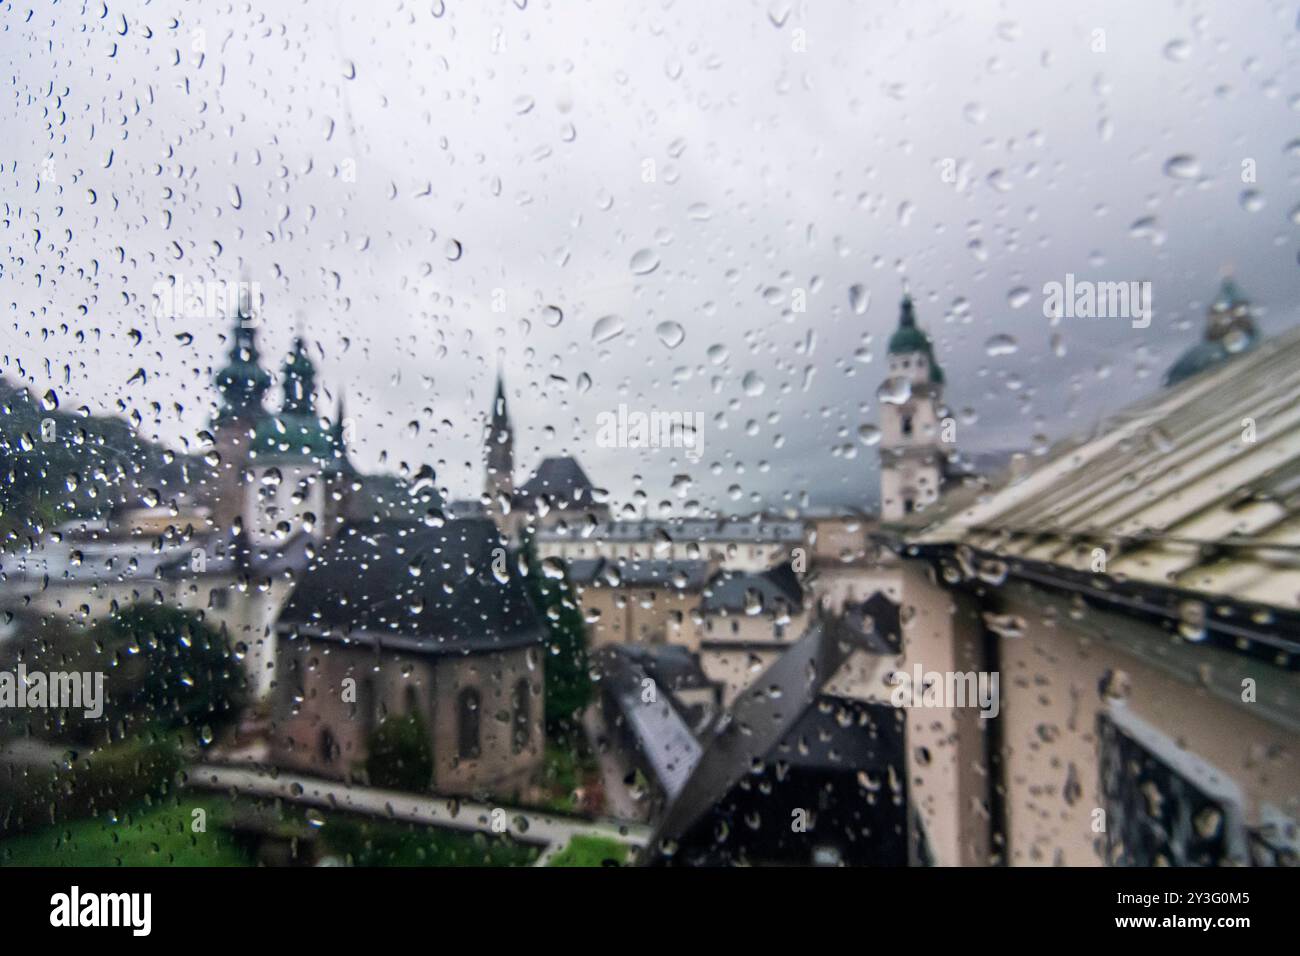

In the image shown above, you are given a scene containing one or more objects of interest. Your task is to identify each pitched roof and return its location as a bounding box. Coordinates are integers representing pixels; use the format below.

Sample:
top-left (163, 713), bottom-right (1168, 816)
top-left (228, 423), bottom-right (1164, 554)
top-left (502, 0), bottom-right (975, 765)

top-left (593, 645), bottom-right (704, 799)
top-left (566, 557), bottom-right (714, 590)
top-left (277, 518), bottom-right (544, 653)
top-left (644, 606), bottom-right (901, 861)
top-left (697, 563), bottom-right (804, 615)
top-left (915, 323), bottom-right (1300, 614)
top-left (537, 517), bottom-right (804, 544)
top-left (516, 456), bottom-right (596, 505)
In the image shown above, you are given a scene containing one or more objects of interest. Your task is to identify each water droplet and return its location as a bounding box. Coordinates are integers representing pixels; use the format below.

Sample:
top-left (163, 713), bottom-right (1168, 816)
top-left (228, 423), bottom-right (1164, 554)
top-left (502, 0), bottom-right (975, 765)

top-left (877, 376), bottom-right (912, 405)
top-left (655, 321), bottom-right (685, 349)
top-left (984, 334), bottom-right (1018, 357)
top-left (630, 249), bottom-right (660, 275)
top-left (849, 284), bottom-right (871, 315)
top-left (592, 314), bottom-right (625, 343)
top-left (1163, 154), bottom-right (1201, 180)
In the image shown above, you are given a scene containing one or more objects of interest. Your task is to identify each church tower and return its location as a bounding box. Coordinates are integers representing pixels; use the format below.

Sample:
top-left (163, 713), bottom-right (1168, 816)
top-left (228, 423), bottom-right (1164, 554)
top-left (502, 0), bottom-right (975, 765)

top-left (210, 289), bottom-right (271, 537)
top-left (244, 335), bottom-right (336, 547)
top-left (484, 373), bottom-right (516, 533)
top-left (879, 295), bottom-right (948, 521)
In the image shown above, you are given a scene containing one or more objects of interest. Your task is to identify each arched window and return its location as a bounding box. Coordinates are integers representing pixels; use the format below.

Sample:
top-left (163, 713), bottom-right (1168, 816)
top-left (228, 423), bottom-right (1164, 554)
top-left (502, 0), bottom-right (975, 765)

top-left (457, 688), bottom-right (481, 760)
top-left (318, 727), bottom-right (338, 765)
top-left (358, 677), bottom-right (376, 733)
top-left (511, 679), bottom-right (531, 754)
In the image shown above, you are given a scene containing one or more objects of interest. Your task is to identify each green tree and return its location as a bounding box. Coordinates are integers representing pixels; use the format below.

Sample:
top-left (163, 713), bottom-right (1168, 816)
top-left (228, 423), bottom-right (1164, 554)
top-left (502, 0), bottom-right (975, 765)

top-left (88, 604), bottom-right (247, 743)
top-left (366, 711), bottom-right (434, 791)
top-left (521, 531), bottom-right (591, 734)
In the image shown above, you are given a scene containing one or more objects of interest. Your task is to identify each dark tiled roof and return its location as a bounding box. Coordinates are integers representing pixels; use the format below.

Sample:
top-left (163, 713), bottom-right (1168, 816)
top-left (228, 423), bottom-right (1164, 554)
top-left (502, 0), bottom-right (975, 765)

top-left (843, 592), bottom-right (902, 652)
top-left (645, 601), bottom-right (900, 860)
top-left (277, 518), bottom-right (544, 653)
top-left (538, 517), bottom-right (804, 543)
top-left (517, 456), bottom-right (597, 505)
top-left (613, 643), bottom-right (717, 693)
top-left (698, 563), bottom-right (803, 615)
top-left (567, 557), bottom-right (713, 590)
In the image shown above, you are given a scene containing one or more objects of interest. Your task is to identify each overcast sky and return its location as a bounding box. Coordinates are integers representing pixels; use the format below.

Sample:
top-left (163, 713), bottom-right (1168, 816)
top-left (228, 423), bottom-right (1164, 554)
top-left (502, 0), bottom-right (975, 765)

top-left (3, 0), bottom-right (1299, 516)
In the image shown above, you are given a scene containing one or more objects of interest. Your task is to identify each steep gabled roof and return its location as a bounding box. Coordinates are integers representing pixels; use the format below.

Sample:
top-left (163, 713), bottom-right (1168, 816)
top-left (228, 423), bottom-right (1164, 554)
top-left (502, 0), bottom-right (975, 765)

top-left (516, 456), bottom-right (597, 506)
top-left (277, 518), bottom-right (543, 653)
top-left (645, 605), bottom-right (897, 860)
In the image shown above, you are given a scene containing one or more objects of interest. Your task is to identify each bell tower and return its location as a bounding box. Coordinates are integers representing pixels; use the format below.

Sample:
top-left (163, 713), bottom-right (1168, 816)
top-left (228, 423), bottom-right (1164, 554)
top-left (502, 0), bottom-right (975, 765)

top-left (879, 295), bottom-right (948, 521)
top-left (210, 287), bottom-right (270, 538)
top-left (484, 372), bottom-right (516, 533)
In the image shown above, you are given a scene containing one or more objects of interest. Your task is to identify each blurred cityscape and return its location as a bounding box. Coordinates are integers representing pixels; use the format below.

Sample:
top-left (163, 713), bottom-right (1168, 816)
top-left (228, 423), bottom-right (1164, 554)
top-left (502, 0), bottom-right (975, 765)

top-left (1, 1), bottom-right (1298, 874)
top-left (2, 276), bottom-right (1296, 867)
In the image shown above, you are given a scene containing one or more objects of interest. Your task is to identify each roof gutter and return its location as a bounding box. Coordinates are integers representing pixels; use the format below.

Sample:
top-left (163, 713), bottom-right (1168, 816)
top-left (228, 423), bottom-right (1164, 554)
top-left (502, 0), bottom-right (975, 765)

top-left (898, 540), bottom-right (1300, 668)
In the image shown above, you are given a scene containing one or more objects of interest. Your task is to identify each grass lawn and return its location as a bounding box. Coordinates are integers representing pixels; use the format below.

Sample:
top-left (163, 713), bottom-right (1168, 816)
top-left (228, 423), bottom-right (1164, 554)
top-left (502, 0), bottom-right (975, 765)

top-left (0, 796), bottom-right (251, 867)
top-left (546, 834), bottom-right (630, 867)
top-left (0, 796), bottom-right (542, 868)
top-left (318, 813), bottom-right (540, 867)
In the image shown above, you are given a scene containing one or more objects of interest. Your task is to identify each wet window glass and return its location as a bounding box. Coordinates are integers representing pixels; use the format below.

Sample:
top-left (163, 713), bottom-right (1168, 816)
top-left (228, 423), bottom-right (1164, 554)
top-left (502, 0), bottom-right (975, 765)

top-left (0, 0), bottom-right (1296, 882)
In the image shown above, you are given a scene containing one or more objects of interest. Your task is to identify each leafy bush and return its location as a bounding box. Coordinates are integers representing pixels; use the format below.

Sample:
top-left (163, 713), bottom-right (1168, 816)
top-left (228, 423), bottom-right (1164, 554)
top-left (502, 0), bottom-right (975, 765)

top-left (1, 604), bottom-right (245, 746)
top-left (0, 735), bottom-right (184, 836)
top-left (366, 712), bottom-right (433, 792)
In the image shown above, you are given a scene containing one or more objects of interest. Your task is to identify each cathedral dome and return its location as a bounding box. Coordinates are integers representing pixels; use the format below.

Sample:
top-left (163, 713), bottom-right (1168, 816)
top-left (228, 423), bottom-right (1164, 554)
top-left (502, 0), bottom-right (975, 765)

top-left (1164, 279), bottom-right (1258, 387)
top-left (249, 337), bottom-right (339, 465)
top-left (887, 296), bottom-right (945, 384)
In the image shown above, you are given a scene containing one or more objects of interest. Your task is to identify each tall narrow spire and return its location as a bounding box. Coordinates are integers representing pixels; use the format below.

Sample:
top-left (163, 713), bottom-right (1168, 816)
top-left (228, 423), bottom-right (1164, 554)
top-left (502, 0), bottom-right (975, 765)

top-left (484, 370), bottom-right (515, 510)
top-left (491, 370), bottom-right (509, 428)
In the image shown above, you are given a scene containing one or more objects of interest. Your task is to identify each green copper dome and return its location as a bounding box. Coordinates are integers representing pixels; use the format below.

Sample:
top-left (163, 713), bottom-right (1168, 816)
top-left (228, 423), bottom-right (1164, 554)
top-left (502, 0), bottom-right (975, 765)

top-left (248, 336), bottom-right (338, 464)
top-left (1164, 279), bottom-right (1258, 388)
top-left (250, 411), bottom-right (338, 464)
top-left (887, 296), bottom-right (945, 384)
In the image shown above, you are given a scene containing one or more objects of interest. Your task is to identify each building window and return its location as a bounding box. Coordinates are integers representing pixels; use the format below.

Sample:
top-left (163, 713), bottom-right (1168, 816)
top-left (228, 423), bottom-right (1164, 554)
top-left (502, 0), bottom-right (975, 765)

top-left (357, 677), bottom-right (376, 732)
top-left (901, 415), bottom-right (913, 437)
top-left (405, 684), bottom-right (420, 718)
top-left (903, 498), bottom-right (915, 514)
top-left (457, 687), bottom-right (481, 760)
top-left (511, 679), bottom-right (531, 754)
top-left (318, 727), bottom-right (338, 765)
top-left (1097, 709), bottom-right (1246, 866)
top-left (208, 588), bottom-right (230, 610)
